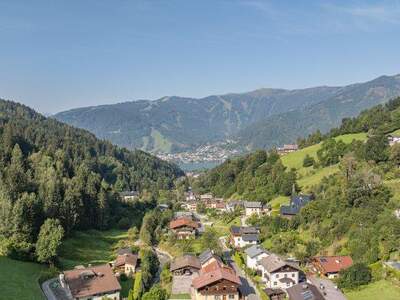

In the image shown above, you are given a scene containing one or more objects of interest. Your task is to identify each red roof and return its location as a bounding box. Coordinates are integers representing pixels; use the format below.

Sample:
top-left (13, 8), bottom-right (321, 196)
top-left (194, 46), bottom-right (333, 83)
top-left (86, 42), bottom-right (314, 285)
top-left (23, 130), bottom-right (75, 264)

top-left (192, 261), bottom-right (240, 289)
top-left (169, 217), bottom-right (198, 230)
top-left (313, 256), bottom-right (353, 274)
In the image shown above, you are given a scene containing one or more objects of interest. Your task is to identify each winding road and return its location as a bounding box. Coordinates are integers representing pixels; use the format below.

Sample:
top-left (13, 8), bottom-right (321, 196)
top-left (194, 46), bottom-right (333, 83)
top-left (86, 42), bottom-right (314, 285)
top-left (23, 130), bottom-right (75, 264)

top-left (219, 237), bottom-right (260, 300)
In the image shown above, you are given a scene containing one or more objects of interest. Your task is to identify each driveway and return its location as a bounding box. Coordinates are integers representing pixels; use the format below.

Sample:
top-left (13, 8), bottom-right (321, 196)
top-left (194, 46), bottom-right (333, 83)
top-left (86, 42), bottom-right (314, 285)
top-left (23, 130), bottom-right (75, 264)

top-left (42, 278), bottom-right (70, 300)
top-left (171, 274), bottom-right (198, 295)
top-left (219, 237), bottom-right (260, 300)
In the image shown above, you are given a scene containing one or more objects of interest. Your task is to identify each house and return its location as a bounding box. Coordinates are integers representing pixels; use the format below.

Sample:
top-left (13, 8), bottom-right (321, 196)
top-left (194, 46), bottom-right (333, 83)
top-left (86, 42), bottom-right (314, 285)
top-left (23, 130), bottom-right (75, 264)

top-left (311, 256), bottom-right (353, 279)
top-left (257, 254), bottom-right (300, 290)
top-left (263, 288), bottom-right (286, 300)
top-left (277, 144), bottom-right (299, 155)
top-left (60, 264), bottom-right (121, 300)
top-left (169, 217), bottom-right (199, 239)
top-left (170, 254), bottom-right (201, 276)
top-left (191, 260), bottom-right (241, 300)
top-left (230, 226), bottom-right (259, 248)
top-left (185, 188), bottom-right (197, 201)
top-left (280, 195), bottom-right (313, 218)
top-left (198, 249), bottom-right (222, 267)
top-left (119, 191), bottom-right (139, 202)
top-left (200, 193), bottom-right (213, 201)
top-left (175, 211), bottom-right (199, 221)
top-left (286, 283), bottom-right (324, 300)
top-left (245, 244), bottom-right (270, 270)
top-left (388, 135), bottom-right (400, 146)
top-left (113, 253), bottom-right (138, 276)
top-left (244, 201), bottom-right (265, 216)
top-left (226, 200), bottom-right (243, 212)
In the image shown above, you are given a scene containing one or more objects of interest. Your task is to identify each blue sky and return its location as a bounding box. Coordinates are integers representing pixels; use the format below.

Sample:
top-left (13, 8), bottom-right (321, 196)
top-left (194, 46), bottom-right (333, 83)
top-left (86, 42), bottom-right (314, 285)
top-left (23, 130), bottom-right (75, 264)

top-left (1, 0), bottom-right (400, 113)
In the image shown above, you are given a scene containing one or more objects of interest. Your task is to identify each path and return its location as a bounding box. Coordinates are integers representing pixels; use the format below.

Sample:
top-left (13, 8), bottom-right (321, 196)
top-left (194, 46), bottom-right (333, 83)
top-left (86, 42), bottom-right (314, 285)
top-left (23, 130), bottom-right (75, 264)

top-left (219, 237), bottom-right (260, 300)
top-left (153, 246), bottom-right (173, 283)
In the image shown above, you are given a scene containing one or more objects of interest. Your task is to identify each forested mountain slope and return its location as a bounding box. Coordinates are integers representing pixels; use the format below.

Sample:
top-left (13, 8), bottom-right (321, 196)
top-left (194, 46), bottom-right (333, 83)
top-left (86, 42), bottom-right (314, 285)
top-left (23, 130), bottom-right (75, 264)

top-left (0, 99), bottom-right (183, 260)
top-left (196, 97), bottom-right (400, 267)
top-left (236, 75), bottom-right (400, 149)
top-left (54, 86), bottom-right (339, 153)
top-left (55, 75), bottom-right (400, 153)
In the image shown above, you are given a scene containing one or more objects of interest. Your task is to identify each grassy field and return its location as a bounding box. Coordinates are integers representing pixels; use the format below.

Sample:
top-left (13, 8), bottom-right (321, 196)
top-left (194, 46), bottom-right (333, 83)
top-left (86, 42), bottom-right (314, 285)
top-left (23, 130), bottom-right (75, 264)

top-left (59, 229), bottom-right (127, 269)
top-left (209, 215), bottom-right (241, 235)
top-left (280, 133), bottom-right (367, 191)
top-left (345, 280), bottom-right (400, 300)
top-left (0, 256), bottom-right (47, 300)
top-left (282, 133), bottom-right (367, 171)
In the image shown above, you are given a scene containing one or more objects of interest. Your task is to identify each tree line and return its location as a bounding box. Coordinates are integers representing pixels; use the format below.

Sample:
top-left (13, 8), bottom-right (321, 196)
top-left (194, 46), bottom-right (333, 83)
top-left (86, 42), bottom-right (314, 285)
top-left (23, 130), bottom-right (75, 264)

top-left (0, 99), bottom-right (183, 263)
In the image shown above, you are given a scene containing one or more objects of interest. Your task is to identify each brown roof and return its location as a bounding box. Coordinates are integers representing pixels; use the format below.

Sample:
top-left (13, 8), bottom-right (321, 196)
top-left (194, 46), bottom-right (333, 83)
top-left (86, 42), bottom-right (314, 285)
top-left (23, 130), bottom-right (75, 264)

top-left (259, 254), bottom-right (300, 273)
top-left (312, 256), bottom-right (353, 274)
top-left (63, 264), bottom-right (121, 298)
top-left (192, 261), bottom-right (240, 289)
top-left (287, 283), bottom-right (324, 300)
top-left (170, 255), bottom-right (201, 271)
top-left (114, 253), bottom-right (138, 267)
top-left (169, 217), bottom-right (199, 230)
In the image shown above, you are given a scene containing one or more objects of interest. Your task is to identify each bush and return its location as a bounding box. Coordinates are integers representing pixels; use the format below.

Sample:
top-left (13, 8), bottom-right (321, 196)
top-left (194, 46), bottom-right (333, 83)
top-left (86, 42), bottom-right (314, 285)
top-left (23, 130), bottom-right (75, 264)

top-left (120, 273), bottom-right (128, 281)
top-left (118, 217), bottom-right (131, 229)
top-left (338, 262), bottom-right (372, 289)
top-left (303, 154), bottom-right (315, 167)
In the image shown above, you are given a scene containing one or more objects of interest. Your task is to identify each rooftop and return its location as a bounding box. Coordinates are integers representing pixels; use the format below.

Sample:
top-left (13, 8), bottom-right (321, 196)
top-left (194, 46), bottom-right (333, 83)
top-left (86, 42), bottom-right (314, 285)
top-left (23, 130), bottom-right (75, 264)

top-left (244, 244), bottom-right (268, 258)
top-left (244, 201), bottom-right (263, 208)
top-left (114, 253), bottom-right (138, 268)
top-left (287, 283), bottom-right (324, 300)
top-left (63, 264), bottom-right (121, 298)
top-left (259, 254), bottom-right (299, 273)
top-left (313, 256), bottom-right (353, 274)
top-left (170, 254), bottom-right (201, 272)
top-left (192, 261), bottom-right (240, 289)
top-left (169, 217), bottom-right (199, 230)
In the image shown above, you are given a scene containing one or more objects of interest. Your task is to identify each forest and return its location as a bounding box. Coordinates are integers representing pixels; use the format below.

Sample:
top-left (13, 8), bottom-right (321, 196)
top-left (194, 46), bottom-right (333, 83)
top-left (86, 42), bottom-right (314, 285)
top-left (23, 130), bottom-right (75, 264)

top-left (0, 99), bottom-right (184, 262)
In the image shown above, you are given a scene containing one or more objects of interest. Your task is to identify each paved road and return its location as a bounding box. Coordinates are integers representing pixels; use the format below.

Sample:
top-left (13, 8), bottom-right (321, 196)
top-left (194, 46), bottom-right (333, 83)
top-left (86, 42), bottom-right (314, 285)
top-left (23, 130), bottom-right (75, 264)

top-left (219, 237), bottom-right (260, 300)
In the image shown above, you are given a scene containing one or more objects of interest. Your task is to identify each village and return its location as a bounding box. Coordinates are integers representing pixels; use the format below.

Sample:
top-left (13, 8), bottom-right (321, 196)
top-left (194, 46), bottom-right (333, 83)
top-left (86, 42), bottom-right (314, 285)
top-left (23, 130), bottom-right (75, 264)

top-left (40, 187), bottom-right (360, 300)
top-left (37, 136), bottom-right (400, 300)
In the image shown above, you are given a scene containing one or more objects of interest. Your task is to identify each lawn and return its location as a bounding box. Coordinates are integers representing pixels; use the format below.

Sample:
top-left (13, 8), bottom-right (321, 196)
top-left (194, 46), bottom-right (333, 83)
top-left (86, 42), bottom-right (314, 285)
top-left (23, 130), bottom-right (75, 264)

top-left (0, 256), bottom-right (47, 300)
top-left (209, 215), bottom-right (240, 236)
top-left (297, 164), bottom-right (340, 190)
top-left (282, 133), bottom-right (367, 171)
top-left (120, 276), bottom-right (134, 298)
top-left (345, 280), bottom-right (400, 300)
top-left (59, 229), bottom-right (127, 269)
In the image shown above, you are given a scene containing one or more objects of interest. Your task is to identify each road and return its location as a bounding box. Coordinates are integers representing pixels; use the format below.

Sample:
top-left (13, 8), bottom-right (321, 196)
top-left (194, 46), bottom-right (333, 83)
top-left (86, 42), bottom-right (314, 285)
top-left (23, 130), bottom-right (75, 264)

top-left (219, 237), bottom-right (260, 300)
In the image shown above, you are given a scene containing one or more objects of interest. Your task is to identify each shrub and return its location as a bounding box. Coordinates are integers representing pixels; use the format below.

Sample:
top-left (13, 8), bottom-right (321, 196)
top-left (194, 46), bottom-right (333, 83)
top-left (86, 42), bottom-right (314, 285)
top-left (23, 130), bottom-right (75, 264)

top-left (338, 262), bottom-right (372, 289)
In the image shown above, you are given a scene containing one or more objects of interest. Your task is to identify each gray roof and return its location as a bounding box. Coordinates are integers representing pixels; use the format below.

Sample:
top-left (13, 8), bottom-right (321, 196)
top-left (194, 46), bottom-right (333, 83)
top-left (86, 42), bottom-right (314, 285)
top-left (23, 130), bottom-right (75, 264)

top-left (244, 201), bottom-right (263, 208)
top-left (242, 233), bottom-right (259, 242)
top-left (230, 226), bottom-right (259, 236)
top-left (198, 249), bottom-right (213, 265)
top-left (259, 254), bottom-right (300, 273)
top-left (280, 195), bottom-right (312, 216)
top-left (245, 245), bottom-right (267, 259)
top-left (287, 283), bottom-right (324, 300)
top-left (120, 191), bottom-right (139, 197)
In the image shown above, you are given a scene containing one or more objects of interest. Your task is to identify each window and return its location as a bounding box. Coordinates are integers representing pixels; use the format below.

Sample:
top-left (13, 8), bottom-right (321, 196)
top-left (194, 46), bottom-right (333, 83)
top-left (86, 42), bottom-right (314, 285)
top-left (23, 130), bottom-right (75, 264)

top-left (229, 295), bottom-right (235, 299)
top-left (274, 281), bottom-right (277, 286)
top-left (284, 274), bottom-right (288, 278)
top-left (292, 273), bottom-right (295, 277)
top-left (215, 296), bottom-right (222, 300)
top-left (276, 274), bottom-right (279, 278)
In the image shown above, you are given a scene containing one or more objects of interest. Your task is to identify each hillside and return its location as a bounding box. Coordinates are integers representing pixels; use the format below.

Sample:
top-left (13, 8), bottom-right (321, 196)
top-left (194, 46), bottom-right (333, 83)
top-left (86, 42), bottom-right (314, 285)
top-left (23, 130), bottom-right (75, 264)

top-left (236, 75), bottom-right (400, 149)
top-left (197, 97), bottom-right (400, 270)
top-left (0, 99), bottom-right (183, 262)
top-left (54, 74), bottom-right (400, 153)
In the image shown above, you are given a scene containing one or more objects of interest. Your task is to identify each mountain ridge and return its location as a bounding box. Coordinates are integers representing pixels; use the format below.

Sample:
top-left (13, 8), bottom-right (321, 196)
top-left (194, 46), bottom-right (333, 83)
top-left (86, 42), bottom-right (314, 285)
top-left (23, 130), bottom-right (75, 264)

top-left (54, 74), bottom-right (400, 153)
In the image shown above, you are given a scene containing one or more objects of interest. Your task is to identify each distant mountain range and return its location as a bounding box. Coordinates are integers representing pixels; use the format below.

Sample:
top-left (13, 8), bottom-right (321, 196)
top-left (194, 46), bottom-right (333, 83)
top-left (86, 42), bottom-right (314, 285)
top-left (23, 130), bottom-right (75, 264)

top-left (54, 74), bottom-right (400, 153)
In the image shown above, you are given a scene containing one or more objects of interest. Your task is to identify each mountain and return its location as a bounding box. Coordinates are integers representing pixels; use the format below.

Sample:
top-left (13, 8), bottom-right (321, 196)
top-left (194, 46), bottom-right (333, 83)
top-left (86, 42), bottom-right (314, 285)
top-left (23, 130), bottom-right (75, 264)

top-left (54, 74), bottom-right (400, 154)
top-left (236, 75), bottom-right (400, 149)
top-left (54, 87), bottom-right (340, 153)
top-left (0, 99), bottom-right (183, 259)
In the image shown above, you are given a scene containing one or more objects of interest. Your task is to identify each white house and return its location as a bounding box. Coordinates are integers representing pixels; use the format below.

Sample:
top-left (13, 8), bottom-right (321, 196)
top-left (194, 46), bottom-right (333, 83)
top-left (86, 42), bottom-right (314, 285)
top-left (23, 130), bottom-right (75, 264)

top-left (230, 226), bottom-right (259, 248)
top-left (244, 244), bottom-right (269, 270)
top-left (244, 201), bottom-right (264, 216)
top-left (257, 254), bottom-right (300, 290)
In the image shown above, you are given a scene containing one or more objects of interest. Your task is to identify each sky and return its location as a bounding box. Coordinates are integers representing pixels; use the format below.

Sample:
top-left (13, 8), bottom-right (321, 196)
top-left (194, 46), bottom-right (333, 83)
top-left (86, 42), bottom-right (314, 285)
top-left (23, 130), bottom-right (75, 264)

top-left (1, 0), bottom-right (400, 114)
